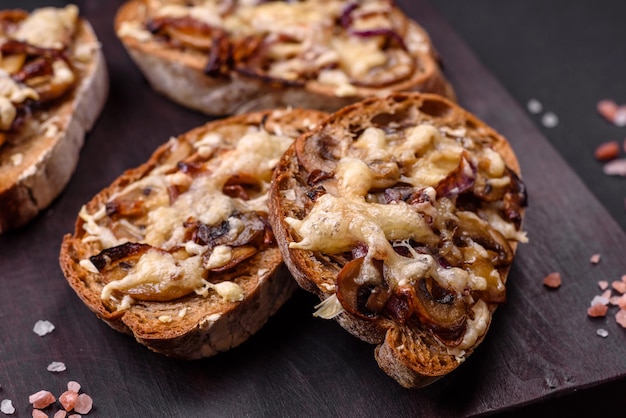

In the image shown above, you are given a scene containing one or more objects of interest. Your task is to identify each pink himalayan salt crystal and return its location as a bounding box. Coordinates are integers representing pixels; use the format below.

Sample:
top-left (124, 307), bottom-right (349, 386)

top-left (603, 158), bottom-right (626, 177)
top-left (597, 99), bottom-right (618, 122)
top-left (590, 294), bottom-right (609, 306)
top-left (609, 294), bottom-right (626, 309)
top-left (598, 280), bottom-right (609, 290)
top-left (29, 390), bottom-right (56, 409)
top-left (67, 382), bottom-right (81, 394)
top-left (616, 309), bottom-right (626, 328)
top-left (622, 274), bottom-right (626, 283)
top-left (601, 289), bottom-right (612, 299)
top-left (614, 106), bottom-right (626, 127)
top-left (32, 409), bottom-right (48, 418)
top-left (68, 415), bottom-right (81, 418)
top-left (54, 411), bottom-right (68, 418)
top-left (73, 394), bottom-right (93, 415)
top-left (612, 280), bottom-right (626, 294)
top-left (59, 391), bottom-right (78, 412)
top-left (588, 303), bottom-right (609, 317)
top-left (590, 253), bottom-right (602, 264)
top-left (543, 272), bottom-right (562, 289)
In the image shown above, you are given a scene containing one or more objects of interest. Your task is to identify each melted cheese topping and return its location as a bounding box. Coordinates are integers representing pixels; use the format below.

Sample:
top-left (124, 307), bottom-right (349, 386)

top-left (287, 123), bottom-right (526, 349)
top-left (0, 70), bottom-right (40, 130)
top-left (12, 5), bottom-right (78, 49)
top-left (81, 124), bottom-right (295, 309)
top-left (128, 0), bottom-right (430, 95)
top-left (0, 5), bottom-right (81, 136)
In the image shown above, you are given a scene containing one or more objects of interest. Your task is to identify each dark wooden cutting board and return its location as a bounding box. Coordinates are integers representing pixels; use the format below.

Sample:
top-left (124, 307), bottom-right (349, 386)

top-left (1, 1), bottom-right (625, 416)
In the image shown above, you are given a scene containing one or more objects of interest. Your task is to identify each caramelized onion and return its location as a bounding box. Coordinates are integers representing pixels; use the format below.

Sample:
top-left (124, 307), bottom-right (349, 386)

top-left (435, 156), bottom-right (475, 198)
top-left (89, 242), bottom-right (151, 272)
top-left (350, 28), bottom-right (407, 51)
top-left (147, 16), bottom-right (214, 50)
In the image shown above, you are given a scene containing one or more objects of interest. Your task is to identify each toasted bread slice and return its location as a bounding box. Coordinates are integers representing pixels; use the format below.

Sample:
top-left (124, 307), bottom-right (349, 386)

top-left (114, 0), bottom-right (454, 116)
top-left (0, 5), bottom-right (108, 233)
top-left (269, 93), bottom-right (528, 388)
top-left (60, 108), bottom-right (327, 359)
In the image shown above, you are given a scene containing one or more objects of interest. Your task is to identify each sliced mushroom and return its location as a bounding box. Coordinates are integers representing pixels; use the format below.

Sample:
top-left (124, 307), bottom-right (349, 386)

top-left (408, 277), bottom-right (467, 346)
top-left (208, 245), bottom-right (257, 272)
top-left (336, 257), bottom-right (391, 319)
top-left (455, 211), bottom-right (513, 267)
top-left (379, 278), bottom-right (467, 347)
top-left (189, 211), bottom-right (269, 248)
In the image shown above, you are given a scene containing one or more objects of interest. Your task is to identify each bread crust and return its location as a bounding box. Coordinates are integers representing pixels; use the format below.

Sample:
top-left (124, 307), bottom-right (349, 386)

top-left (60, 109), bottom-right (327, 359)
top-left (0, 17), bottom-right (109, 233)
top-left (269, 93), bottom-right (527, 388)
top-left (114, 0), bottom-right (455, 116)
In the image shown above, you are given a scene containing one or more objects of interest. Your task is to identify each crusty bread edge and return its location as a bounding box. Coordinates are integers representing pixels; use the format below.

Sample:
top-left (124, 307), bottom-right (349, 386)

top-left (269, 93), bottom-right (525, 388)
top-left (0, 20), bottom-right (109, 233)
top-left (60, 109), bottom-right (328, 359)
top-left (114, 0), bottom-right (455, 116)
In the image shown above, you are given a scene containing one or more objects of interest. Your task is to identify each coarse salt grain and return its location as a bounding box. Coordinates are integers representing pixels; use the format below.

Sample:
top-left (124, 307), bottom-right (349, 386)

top-left (610, 294), bottom-right (626, 309)
top-left (596, 328), bottom-right (609, 338)
top-left (597, 99), bottom-right (618, 122)
top-left (590, 295), bottom-right (609, 306)
top-left (33, 320), bottom-right (55, 336)
top-left (598, 280), bottom-right (609, 290)
top-left (614, 106), bottom-right (626, 127)
top-left (33, 409), bottom-right (48, 418)
top-left (543, 272), bottom-right (562, 289)
top-left (527, 99), bottom-right (543, 114)
top-left (68, 414), bottom-right (81, 418)
top-left (594, 142), bottom-right (619, 161)
top-left (603, 158), bottom-right (626, 176)
top-left (601, 289), bottom-right (612, 299)
top-left (589, 253), bottom-right (602, 264)
top-left (616, 309), bottom-right (626, 328)
top-left (54, 410), bottom-right (67, 418)
top-left (612, 280), bottom-right (626, 294)
top-left (622, 274), bottom-right (626, 283)
top-left (541, 112), bottom-right (559, 128)
top-left (29, 390), bottom-right (55, 409)
top-left (67, 381), bottom-right (81, 394)
top-left (60, 391), bottom-right (78, 412)
top-left (0, 399), bottom-right (15, 415)
top-left (587, 303), bottom-right (609, 317)
top-left (73, 394), bottom-right (93, 415)
top-left (47, 361), bottom-right (66, 372)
